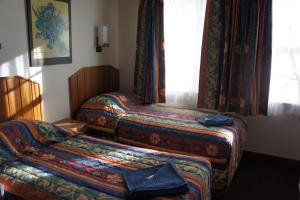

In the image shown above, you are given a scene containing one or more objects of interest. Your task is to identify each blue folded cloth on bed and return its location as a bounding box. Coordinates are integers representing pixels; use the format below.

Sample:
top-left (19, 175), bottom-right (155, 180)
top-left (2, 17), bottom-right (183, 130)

top-left (195, 113), bottom-right (233, 126)
top-left (123, 163), bottom-right (189, 199)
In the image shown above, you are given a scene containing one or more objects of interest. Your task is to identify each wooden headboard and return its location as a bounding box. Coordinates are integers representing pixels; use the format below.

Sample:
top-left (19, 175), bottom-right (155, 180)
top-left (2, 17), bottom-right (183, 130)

top-left (0, 76), bottom-right (42, 123)
top-left (68, 65), bottom-right (119, 118)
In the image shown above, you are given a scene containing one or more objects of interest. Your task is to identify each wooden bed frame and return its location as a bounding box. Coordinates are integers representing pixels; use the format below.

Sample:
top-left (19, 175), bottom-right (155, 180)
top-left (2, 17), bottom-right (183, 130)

top-left (0, 76), bottom-right (42, 123)
top-left (68, 65), bottom-right (119, 119)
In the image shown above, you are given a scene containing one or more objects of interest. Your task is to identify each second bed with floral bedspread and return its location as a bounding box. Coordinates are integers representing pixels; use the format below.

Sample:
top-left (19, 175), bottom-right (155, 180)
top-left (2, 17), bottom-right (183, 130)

top-left (76, 92), bottom-right (247, 194)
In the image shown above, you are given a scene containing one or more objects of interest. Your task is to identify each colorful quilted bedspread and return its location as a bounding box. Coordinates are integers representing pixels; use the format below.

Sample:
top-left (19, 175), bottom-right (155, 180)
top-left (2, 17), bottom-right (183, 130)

top-left (76, 92), bottom-right (246, 193)
top-left (0, 134), bottom-right (212, 200)
top-left (76, 92), bottom-right (139, 134)
top-left (116, 104), bottom-right (246, 192)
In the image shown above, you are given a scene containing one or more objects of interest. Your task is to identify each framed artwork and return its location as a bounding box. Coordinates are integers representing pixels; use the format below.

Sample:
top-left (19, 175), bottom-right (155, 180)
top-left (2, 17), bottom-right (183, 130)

top-left (26, 0), bottom-right (72, 67)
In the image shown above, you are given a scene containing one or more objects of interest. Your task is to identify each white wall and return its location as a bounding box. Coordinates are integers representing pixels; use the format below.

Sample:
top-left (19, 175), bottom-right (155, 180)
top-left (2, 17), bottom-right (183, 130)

top-left (117, 1), bottom-right (300, 161)
top-left (118, 0), bottom-right (139, 92)
top-left (245, 116), bottom-right (300, 161)
top-left (0, 0), bottom-right (119, 122)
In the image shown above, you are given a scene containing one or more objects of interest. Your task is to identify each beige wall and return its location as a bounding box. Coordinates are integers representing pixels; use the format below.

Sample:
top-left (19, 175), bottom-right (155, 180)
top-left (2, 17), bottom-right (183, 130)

top-left (118, 0), bottom-right (139, 92)
top-left (0, 0), bottom-right (119, 122)
top-left (245, 115), bottom-right (300, 161)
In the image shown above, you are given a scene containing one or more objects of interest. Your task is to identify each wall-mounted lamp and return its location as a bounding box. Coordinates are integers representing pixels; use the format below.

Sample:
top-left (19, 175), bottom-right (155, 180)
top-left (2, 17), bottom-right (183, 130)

top-left (96, 25), bottom-right (109, 52)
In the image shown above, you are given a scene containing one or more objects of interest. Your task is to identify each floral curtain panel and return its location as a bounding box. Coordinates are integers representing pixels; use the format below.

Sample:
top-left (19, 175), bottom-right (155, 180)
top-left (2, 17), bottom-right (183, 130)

top-left (198, 0), bottom-right (272, 115)
top-left (134, 0), bottom-right (165, 104)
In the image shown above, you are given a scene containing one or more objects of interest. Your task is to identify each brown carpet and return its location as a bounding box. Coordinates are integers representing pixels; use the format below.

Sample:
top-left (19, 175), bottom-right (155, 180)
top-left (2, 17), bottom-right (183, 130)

top-left (224, 152), bottom-right (300, 200)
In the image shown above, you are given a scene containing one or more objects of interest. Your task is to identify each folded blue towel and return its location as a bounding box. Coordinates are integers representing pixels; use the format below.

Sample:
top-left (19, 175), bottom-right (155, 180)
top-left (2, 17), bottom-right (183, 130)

top-left (195, 113), bottom-right (233, 126)
top-left (123, 163), bottom-right (189, 199)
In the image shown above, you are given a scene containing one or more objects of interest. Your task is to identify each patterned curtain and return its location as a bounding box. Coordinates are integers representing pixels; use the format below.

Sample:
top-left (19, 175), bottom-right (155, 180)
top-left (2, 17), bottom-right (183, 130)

top-left (134, 0), bottom-right (165, 104)
top-left (198, 0), bottom-right (272, 115)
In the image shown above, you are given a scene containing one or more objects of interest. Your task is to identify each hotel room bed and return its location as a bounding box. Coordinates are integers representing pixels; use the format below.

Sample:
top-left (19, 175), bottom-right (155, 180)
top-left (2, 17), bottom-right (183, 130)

top-left (76, 92), bottom-right (247, 192)
top-left (0, 120), bottom-right (212, 200)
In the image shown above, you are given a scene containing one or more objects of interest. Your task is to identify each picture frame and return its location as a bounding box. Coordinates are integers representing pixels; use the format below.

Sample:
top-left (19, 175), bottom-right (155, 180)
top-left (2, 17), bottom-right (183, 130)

top-left (26, 0), bottom-right (72, 67)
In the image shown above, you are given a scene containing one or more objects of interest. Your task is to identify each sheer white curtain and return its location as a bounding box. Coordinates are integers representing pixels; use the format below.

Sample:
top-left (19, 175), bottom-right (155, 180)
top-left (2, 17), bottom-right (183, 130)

top-left (268, 0), bottom-right (300, 116)
top-left (164, 0), bottom-right (206, 109)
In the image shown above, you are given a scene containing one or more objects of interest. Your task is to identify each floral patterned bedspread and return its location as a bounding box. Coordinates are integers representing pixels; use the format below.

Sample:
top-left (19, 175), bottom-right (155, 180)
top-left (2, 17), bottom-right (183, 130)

top-left (0, 134), bottom-right (212, 200)
top-left (76, 92), bottom-right (246, 194)
top-left (76, 92), bottom-right (139, 134)
top-left (116, 104), bottom-right (247, 192)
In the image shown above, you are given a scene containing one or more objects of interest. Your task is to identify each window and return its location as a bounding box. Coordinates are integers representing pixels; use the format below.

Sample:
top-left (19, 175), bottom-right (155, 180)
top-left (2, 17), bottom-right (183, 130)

top-left (164, 0), bottom-right (206, 108)
top-left (268, 0), bottom-right (300, 116)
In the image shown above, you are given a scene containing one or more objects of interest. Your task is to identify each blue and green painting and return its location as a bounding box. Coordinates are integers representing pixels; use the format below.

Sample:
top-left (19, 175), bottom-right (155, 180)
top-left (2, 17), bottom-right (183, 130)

top-left (32, 2), bottom-right (69, 58)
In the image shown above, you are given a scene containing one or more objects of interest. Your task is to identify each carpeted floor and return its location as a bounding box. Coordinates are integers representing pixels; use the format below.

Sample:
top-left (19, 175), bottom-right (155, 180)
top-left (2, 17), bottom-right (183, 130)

top-left (224, 152), bottom-right (300, 200)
